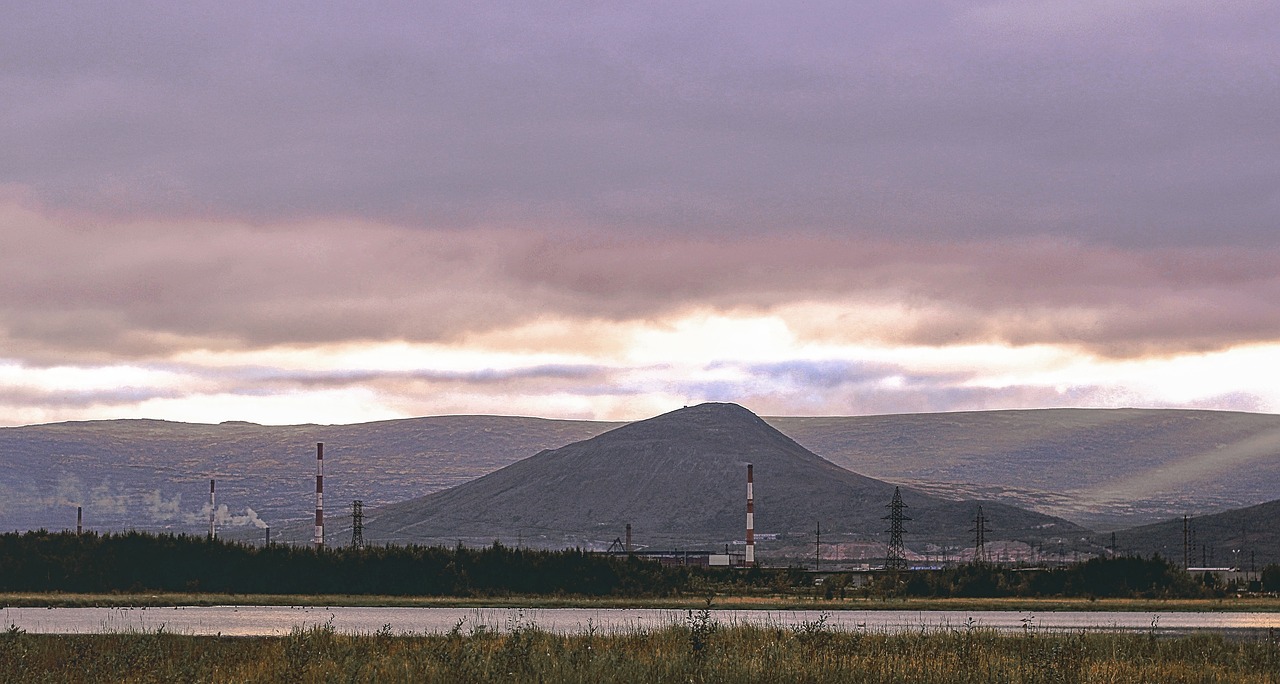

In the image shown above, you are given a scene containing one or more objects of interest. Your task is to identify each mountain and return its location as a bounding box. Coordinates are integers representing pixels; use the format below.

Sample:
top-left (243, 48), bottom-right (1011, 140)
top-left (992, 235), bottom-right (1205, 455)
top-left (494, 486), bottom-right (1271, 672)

top-left (1113, 499), bottom-right (1280, 567)
top-left (353, 403), bottom-right (1090, 555)
top-left (0, 416), bottom-right (614, 536)
top-left (3, 406), bottom-right (1279, 540)
top-left (772, 408), bottom-right (1280, 529)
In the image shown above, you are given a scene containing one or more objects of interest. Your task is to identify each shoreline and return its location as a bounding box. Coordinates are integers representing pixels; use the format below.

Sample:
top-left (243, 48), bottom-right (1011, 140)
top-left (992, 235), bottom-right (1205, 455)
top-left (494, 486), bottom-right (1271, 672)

top-left (4, 592), bottom-right (1279, 612)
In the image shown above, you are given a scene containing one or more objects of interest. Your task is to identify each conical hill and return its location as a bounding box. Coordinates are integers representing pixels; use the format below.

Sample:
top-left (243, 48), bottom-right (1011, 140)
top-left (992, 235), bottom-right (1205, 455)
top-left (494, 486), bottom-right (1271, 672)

top-left (364, 403), bottom-right (1089, 552)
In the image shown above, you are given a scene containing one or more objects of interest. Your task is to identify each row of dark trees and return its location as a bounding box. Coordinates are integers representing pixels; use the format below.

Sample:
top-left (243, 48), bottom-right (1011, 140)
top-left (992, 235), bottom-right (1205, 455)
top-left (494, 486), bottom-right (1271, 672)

top-left (862, 556), bottom-right (1280, 599)
top-left (1, 531), bottom-right (1276, 598)
top-left (0, 531), bottom-right (739, 596)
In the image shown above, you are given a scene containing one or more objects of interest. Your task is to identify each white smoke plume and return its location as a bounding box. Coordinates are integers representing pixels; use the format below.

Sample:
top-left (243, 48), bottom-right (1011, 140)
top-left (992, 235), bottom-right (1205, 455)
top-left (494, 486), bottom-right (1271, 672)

top-left (236, 507), bottom-right (269, 529)
top-left (90, 481), bottom-right (129, 515)
top-left (143, 490), bottom-right (182, 521)
top-left (46, 473), bottom-right (84, 508)
top-left (194, 503), bottom-right (268, 529)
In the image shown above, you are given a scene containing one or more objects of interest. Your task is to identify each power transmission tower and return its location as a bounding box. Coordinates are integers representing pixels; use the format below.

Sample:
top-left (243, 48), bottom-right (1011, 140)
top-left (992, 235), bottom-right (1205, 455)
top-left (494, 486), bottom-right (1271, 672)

top-left (815, 521), bottom-right (821, 571)
top-left (883, 487), bottom-right (911, 571)
top-left (971, 505), bottom-right (989, 564)
top-left (1183, 515), bottom-right (1190, 569)
top-left (351, 500), bottom-right (365, 550)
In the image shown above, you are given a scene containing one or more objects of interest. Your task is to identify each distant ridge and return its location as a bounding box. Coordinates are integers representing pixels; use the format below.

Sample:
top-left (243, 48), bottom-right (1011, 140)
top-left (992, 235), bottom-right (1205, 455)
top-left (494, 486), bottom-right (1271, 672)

top-left (0, 415), bottom-right (616, 536)
top-left (1114, 499), bottom-right (1280, 566)
top-left (359, 403), bottom-right (1089, 552)
top-left (5, 406), bottom-right (1279, 543)
top-left (772, 408), bottom-right (1280, 529)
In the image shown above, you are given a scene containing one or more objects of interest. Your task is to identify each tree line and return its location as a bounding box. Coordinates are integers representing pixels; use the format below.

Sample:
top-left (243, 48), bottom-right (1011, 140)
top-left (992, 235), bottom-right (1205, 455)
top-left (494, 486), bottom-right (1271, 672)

top-left (0, 531), bottom-right (740, 596)
top-left (1, 531), bottom-right (1277, 598)
top-left (844, 556), bottom-right (1280, 599)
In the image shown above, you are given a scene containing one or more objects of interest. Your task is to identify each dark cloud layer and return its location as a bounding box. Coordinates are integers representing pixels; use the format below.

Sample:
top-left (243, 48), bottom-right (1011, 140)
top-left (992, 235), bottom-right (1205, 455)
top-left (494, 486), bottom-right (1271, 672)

top-left (2, 3), bottom-right (1278, 422)
top-left (2, 2), bottom-right (1277, 246)
top-left (2, 205), bottom-right (1278, 361)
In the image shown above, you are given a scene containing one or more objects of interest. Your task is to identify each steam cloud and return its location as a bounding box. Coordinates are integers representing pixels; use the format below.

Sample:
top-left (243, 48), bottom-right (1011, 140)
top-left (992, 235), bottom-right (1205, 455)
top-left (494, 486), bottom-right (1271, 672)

top-left (195, 503), bottom-right (269, 529)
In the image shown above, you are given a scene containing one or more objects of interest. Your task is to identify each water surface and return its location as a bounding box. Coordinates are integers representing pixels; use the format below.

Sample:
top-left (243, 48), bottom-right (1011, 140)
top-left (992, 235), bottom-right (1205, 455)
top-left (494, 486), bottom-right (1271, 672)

top-left (4, 606), bottom-right (1278, 637)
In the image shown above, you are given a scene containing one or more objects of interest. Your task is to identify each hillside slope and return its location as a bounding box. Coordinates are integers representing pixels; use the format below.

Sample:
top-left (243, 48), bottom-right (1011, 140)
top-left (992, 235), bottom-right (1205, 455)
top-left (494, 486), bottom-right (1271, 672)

top-left (0, 416), bottom-right (613, 535)
top-left (356, 403), bottom-right (1089, 553)
top-left (1113, 499), bottom-right (1280, 567)
top-left (773, 409), bottom-right (1280, 528)
top-left (4, 407), bottom-right (1278, 538)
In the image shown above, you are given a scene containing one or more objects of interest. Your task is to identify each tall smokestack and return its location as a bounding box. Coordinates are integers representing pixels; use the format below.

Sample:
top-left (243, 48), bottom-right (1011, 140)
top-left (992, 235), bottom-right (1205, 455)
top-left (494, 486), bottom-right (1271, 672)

top-left (314, 443), bottom-right (324, 549)
top-left (265, 526), bottom-right (271, 546)
top-left (77, 506), bottom-right (82, 535)
top-left (209, 479), bottom-right (216, 539)
top-left (746, 464), bottom-right (755, 565)
top-left (625, 523), bottom-right (632, 554)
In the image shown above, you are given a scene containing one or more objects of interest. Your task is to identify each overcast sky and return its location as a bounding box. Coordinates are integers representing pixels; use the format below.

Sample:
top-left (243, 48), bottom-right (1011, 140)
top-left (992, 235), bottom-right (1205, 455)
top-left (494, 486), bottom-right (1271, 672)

top-left (2, 1), bottom-right (1278, 425)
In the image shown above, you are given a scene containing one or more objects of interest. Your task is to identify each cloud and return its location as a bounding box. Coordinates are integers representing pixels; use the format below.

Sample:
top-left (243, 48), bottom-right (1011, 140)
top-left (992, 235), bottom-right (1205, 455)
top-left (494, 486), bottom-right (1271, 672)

top-left (1, 4), bottom-right (1278, 422)
top-left (2, 201), bottom-right (1279, 367)
top-left (0, 3), bottom-right (1276, 246)
top-left (677, 359), bottom-right (1126, 417)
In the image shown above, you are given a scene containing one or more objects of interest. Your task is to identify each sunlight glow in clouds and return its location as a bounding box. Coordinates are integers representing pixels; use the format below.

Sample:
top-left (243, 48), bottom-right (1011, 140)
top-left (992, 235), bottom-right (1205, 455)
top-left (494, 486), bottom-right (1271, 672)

top-left (2, 3), bottom-right (1278, 425)
top-left (3, 309), bottom-right (1277, 426)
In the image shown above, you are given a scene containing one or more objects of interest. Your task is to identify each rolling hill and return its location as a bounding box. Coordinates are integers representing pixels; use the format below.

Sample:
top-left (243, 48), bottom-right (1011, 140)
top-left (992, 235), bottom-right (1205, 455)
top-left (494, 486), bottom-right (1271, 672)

top-left (2, 406), bottom-right (1278, 540)
top-left (0, 416), bottom-right (613, 537)
top-left (1113, 499), bottom-right (1280, 567)
top-left (347, 403), bottom-right (1090, 556)
top-left (772, 408), bottom-right (1280, 529)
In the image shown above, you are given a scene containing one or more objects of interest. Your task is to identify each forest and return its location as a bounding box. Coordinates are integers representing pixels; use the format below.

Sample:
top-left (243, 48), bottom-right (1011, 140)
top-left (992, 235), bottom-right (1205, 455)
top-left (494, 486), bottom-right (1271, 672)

top-left (0, 531), bottom-right (1275, 599)
top-left (0, 531), bottom-right (771, 596)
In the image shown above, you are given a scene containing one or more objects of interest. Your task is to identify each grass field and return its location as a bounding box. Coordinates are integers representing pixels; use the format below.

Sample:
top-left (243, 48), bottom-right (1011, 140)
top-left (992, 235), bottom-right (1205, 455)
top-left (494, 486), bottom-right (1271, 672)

top-left (1, 613), bottom-right (1278, 683)
top-left (3, 591), bottom-right (1280, 612)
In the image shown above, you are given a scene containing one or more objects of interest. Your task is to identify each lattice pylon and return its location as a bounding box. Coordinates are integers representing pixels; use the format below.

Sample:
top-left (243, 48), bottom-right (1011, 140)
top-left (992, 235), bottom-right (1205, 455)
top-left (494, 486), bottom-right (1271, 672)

top-left (882, 486), bottom-right (911, 570)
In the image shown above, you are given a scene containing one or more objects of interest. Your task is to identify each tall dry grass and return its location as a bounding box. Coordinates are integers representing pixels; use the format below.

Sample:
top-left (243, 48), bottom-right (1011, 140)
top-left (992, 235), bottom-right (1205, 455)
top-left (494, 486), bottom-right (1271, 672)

top-left (0, 616), bottom-right (1277, 683)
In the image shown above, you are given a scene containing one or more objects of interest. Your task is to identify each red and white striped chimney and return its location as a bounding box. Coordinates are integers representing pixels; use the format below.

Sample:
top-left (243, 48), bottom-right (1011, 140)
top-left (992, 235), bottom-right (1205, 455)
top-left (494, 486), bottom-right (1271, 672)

top-left (209, 479), bottom-right (216, 539)
top-left (314, 442), bottom-right (324, 549)
top-left (746, 463), bottom-right (755, 565)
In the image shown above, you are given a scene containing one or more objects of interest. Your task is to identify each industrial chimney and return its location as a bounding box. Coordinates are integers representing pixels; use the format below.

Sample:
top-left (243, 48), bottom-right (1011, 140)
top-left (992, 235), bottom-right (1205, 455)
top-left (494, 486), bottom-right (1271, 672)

top-left (746, 464), bottom-right (755, 565)
top-left (314, 443), bottom-right (324, 549)
top-left (625, 523), bottom-right (632, 554)
top-left (76, 506), bottom-right (82, 535)
top-left (209, 479), bottom-right (216, 539)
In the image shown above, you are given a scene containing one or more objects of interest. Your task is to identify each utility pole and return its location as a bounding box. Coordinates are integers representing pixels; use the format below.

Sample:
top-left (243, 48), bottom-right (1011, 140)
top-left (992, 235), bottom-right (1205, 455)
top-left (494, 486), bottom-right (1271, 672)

top-left (883, 487), bottom-right (910, 571)
top-left (815, 521), bottom-right (821, 571)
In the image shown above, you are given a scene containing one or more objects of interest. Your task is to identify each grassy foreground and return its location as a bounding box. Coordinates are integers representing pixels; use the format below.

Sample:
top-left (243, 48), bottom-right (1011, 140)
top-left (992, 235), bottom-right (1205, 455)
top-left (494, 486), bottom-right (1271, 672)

top-left (1, 617), bottom-right (1279, 683)
top-left (4, 591), bottom-right (1280, 612)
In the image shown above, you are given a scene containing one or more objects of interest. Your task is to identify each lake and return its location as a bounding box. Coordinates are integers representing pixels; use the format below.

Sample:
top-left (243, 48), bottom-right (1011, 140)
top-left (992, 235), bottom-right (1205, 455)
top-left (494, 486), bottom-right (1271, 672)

top-left (3, 606), bottom-right (1279, 638)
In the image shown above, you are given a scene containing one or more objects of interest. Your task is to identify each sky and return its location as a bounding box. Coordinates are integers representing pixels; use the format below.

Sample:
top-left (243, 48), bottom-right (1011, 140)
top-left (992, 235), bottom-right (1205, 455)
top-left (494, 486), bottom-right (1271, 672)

top-left (1, 1), bottom-right (1278, 426)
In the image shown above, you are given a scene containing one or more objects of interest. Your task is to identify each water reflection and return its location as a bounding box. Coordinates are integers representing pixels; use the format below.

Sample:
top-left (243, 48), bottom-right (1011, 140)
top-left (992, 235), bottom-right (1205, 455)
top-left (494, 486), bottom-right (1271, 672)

top-left (2, 606), bottom-right (1278, 637)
